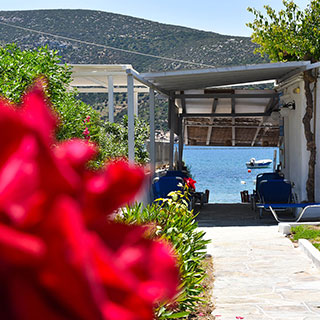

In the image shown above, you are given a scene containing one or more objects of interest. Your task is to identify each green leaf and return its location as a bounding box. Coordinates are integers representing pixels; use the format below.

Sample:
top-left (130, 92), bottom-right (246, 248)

top-left (159, 311), bottom-right (190, 319)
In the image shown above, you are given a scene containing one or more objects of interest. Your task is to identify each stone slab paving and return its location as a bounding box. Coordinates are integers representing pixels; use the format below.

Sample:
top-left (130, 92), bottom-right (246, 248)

top-left (199, 225), bottom-right (320, 320)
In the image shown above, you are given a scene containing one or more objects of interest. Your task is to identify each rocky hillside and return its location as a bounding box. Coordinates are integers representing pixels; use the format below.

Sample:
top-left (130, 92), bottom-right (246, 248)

top-left (0, 9), bottom-right (267, 72)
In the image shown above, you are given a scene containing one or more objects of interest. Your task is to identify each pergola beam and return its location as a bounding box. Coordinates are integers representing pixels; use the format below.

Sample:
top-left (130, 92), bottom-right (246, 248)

top-left (75, 87), bottom-right (149, 93)
top-left (149, 88), bottom-right (155, 172)
top-left (127, 74), bottom-right (135, 162)
top-left (174, 93), bottom-right (278, 99)
top-left (265, 95), bottom-right (278, 114)
top-left (232, 118), bottom-right (236, 146)
top-left (182, 112), bottom-right (267, 118)
top-left (185, 124), bottom-right (279, 129)
top-left (108, 76), bottom-right (114, 123)
top-left (180, 91), bottom-right (186, 113)
top-left (72, 71), bottom-right (129, 77)
top-left (178, 116), bottom-right (183, 170)
top-left (168, 98), bottom-right (175, 170)
top-left (251, 120), bottom-right (264, 147)
top-left (206, 98), bottom-right (218, 145)
top-left (231, 97), bottom-right (236, 146)
top-left (126, 69), bottom-right (170, 96)
top-left (184, 121), bottom-right (189, 145)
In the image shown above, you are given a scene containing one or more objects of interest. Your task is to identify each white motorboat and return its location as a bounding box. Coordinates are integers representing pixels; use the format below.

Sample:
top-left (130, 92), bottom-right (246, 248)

top-left (246, 158), bottom-right (272, 169)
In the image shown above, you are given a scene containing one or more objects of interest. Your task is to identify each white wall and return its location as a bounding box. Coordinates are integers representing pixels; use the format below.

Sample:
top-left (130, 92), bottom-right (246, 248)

top-left (279, 76), bottom-right (309, 202)
top-left (314, 71), bottom-right (320, 201)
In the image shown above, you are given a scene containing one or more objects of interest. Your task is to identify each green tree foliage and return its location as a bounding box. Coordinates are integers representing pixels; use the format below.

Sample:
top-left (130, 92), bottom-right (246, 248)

top-left (0, 43), bottom-right (101, 141)
top-left (99, 116), bottom-right (150, 165)
top-left (247, 0), bottom-right (320, 201)
top-left (247, 0), bottom-right (320, 62)
top-left (0, 44), bottom-right (150, 166)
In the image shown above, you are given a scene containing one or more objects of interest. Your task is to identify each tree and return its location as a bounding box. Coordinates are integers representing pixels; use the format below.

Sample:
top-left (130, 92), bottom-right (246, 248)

top-left (0, 43), bottom-right (102, 141)
top-left (98, 116), bottom-right (150, 165)
top-left (247, 0), bottom-right (320, 201)
top-left (0, 44), bottom-right (150, 166)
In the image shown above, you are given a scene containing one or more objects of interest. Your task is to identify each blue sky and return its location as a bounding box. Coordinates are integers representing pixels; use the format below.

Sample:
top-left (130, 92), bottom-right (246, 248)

top-left (1, 0), bottom-right (311, 36)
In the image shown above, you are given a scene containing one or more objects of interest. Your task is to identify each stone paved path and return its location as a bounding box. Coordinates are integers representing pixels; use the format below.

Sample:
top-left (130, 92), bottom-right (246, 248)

top-left (200, 225), bottom-right (320, 320)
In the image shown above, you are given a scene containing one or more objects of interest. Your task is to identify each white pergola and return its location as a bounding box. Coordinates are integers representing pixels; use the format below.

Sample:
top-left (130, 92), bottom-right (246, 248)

top-left (140, 61), bottom-right (312, 170)
top-left (69, 61), bottom-right (316, 173)
top-left (69, 64), bottom-right (152, 163)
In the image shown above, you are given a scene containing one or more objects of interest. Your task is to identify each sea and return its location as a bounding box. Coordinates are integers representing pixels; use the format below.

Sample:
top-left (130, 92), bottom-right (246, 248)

top-left (183, 146), bottom-right (279, 203)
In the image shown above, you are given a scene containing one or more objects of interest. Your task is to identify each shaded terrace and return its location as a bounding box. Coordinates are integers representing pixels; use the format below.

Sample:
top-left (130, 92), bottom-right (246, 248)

top-left (69, 61), bottom-right (320, 204)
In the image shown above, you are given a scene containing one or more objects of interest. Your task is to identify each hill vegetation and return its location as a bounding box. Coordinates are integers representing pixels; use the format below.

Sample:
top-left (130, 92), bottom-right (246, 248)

top-left (0, 9), bottom-right (267, 72)
top-left (0, 9), bottom-right (267, 133)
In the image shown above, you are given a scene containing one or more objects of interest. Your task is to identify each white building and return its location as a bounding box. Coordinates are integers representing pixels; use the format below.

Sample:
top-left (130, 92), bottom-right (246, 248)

top-left (70, 61), bottom-right (320, 203)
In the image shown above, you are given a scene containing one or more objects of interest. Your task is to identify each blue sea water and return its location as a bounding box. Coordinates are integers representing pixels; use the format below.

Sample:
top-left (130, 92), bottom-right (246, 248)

top-left (183, 146), bottom-right (279, 203)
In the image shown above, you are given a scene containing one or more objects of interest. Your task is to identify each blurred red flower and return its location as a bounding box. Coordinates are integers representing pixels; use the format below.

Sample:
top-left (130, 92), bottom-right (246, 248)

top-left (0, 83), bottom-right (179, 320)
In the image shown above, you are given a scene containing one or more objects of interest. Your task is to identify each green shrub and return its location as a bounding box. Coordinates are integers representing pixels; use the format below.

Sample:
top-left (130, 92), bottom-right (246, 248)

top-left (117, 189), bottom-right (210, 319)
top-left (0, 44), bottom-right (100, 140)
top-left (0, 43), bottom-right (150, 166)
top-left (291, 225), bottom-right (320, 241)
top-left (102, 115), bottom-right (149, 165)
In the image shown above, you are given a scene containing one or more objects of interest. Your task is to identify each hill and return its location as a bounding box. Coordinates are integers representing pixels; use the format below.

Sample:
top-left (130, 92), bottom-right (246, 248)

top-left (0, 9), bottom-right (267, 72)
top-left (0, 9), bottom-right (268, 134)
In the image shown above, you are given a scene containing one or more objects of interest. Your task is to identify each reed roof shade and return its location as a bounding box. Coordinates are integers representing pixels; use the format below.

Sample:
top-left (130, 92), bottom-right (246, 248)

top-left (141, 61), bottom-right (313, 147)
top-left (174, 88), bottom-right (280, 146)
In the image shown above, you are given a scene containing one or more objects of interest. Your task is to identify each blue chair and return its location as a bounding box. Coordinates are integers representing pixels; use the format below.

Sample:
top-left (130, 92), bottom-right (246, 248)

top-left (164, 170), bottom-right (188, 178)
top-left (258, 179), bottom-right (294, 218)
top-left (152, 176), bottom-right (184, 200)
top-left (258, 203), bottom-right (320, 222)
top-left (251, 172), bottom-right (284, 211)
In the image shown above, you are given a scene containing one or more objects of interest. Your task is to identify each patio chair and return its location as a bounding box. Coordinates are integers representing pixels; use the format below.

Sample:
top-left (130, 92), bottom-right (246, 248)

top-left (251, 172), bottom-right (284, 211)
top-left (259, 203), bottom-right (320, 223)
top-left (258, 179), bottom-right (294, 218)
top-left (152, 176), bottom-right (184, 201)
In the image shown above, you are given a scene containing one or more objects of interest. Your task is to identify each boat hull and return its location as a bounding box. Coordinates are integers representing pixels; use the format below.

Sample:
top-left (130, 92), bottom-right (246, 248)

top-left (246, 160), bottom-right (272, 169)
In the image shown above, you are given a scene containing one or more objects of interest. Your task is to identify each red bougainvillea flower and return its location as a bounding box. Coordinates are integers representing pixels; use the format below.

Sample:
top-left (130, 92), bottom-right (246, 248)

top-left (0, 82), bottom-right (180, 320)
top-left (83, 127), bottom-right (90, 140)
top-left (184, 177), bottom-right (196, 190)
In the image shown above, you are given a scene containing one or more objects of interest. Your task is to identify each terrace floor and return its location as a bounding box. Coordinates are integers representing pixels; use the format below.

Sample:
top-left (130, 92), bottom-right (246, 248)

top-left (197, 204), bottom-right (320, 320)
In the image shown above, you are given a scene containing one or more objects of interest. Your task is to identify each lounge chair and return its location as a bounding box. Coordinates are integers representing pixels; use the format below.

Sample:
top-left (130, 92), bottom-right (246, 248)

top-left (251, 172), bottom-right (284, 211)
top-left (257, 179), bottom-right (294, 218)
top-left (258, 203), bottom-right (320, 222)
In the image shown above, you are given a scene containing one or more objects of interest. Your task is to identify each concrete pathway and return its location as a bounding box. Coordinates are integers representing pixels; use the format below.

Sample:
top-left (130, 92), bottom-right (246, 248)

top-left (198, 206), bottom-right (320, 320)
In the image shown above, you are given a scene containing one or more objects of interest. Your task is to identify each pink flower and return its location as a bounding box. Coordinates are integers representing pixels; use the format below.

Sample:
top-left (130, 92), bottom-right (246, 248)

top-left (236, 316), bottom-right (244, 319)
top-left (0, 83), bottom-right (180, 320)
top-left (84, 115), bottom-right (91, 123)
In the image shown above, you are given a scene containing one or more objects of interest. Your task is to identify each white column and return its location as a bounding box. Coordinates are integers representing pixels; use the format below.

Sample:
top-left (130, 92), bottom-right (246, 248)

top-left (314, 71), bottom-right (320, 201)
top-left (169, 129), bottom-right (174, 170)
top-left (134, 91), bottom-right (138, 116)
top-left (178, 117), bottom-right (184, 170)
top-left (127, 74), bottom-right (135, 162)
top-left (149, 88), bottom-right (156, 172)
top-left (108, 76), bottom-right (114, 123)
top-left (168, 98), bottom-right (174, 170)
